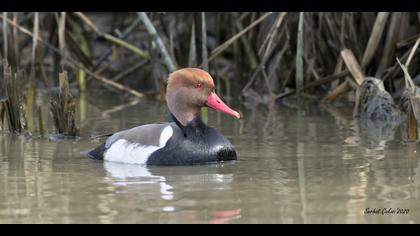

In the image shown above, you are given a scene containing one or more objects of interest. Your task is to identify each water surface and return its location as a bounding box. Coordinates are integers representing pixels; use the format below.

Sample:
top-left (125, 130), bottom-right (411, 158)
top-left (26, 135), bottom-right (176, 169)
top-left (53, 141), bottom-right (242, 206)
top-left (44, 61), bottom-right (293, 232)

top-left (1, 92), bottom-right (419, 223)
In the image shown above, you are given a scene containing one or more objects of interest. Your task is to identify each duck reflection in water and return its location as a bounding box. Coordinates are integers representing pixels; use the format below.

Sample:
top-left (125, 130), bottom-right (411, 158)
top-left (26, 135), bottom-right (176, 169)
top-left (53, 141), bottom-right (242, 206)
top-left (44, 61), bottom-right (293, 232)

top-left (104, 162), bottom-right (174, 200)
top-left (103, 161), bottom-right (240, 223)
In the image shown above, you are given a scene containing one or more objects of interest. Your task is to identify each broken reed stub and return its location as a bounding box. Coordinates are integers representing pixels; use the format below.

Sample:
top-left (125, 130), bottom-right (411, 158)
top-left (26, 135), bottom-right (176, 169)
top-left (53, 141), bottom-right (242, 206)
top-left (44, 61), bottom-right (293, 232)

top-left (354, 78), bottom-right (403, 122)
top-left (0, 61), bottom-right (7, 101)
top-left (397, 58), bottom-right (420, 141)
top-left (407, 108), bottom-right (418, 141)
top-left (0, 60), bottom-right (28, 133)
top-left (50, 71), bottom-right (79, 137)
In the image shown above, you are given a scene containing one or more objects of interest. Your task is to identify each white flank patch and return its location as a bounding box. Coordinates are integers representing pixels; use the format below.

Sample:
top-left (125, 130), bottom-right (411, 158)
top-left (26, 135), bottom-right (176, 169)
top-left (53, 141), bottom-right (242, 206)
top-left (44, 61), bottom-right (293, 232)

top-left (104, 125), bottom-right (173, 164)
top-left (159, 125), bottom-right (173, 146)
top-left (104, 139), bottom-right (159, 164)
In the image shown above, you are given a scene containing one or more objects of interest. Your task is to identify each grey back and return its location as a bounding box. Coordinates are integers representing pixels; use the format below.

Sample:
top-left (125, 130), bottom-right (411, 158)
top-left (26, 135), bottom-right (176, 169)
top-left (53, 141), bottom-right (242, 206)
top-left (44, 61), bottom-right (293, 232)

top-left (105, 122), bottom-right (178, 148)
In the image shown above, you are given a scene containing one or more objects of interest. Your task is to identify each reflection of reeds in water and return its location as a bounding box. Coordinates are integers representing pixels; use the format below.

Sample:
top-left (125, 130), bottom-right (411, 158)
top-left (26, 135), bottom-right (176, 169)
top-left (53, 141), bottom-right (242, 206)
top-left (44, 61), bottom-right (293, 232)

top-left (357, 119), bottom-right (400, 148)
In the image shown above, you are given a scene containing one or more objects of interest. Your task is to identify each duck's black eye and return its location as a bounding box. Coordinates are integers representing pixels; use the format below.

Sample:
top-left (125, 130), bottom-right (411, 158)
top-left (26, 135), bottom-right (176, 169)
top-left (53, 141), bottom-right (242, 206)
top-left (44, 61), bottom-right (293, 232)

top-left (194, 83), bottom-right (202, 89)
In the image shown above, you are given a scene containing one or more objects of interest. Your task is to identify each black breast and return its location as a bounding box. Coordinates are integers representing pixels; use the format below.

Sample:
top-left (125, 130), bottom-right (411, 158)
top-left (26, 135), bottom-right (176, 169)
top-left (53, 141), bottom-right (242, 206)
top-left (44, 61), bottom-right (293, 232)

top-left (146, 117), bottom-right (237, 166)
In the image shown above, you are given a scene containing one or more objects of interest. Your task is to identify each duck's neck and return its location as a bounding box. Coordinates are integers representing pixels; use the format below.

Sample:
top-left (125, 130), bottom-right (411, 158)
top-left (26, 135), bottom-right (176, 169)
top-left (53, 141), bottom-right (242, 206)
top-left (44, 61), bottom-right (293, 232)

top-left (171, 109), bottom-right (200, 127)
top-left (171, 113), bottom-right (207, 137)
top-left (167, 91), bottom-right (201, 126)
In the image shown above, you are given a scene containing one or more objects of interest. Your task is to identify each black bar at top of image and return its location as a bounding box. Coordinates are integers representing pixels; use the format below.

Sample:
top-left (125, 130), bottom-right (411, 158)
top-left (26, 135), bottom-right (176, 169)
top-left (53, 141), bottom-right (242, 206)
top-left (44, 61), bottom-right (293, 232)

top-left (1, 0), bottom-right (418, 12)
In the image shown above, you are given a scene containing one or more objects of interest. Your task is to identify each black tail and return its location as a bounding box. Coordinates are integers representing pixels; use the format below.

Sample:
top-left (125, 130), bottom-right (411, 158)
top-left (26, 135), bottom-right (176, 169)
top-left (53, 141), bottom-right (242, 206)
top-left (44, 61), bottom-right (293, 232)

top-left (85, 143), bottom-right (107, 160)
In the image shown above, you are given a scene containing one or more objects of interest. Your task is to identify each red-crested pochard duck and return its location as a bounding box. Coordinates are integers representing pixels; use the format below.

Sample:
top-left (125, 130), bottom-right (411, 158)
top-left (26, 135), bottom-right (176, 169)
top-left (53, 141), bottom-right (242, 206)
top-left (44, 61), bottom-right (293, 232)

top-left (87, 68), bottom-right (241, 165)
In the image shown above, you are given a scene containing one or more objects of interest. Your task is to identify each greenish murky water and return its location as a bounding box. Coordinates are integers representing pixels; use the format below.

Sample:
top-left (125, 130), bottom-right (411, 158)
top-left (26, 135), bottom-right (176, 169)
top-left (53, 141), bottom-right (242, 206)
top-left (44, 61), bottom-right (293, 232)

top-left (1, 91), bottom-right (419, 223)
